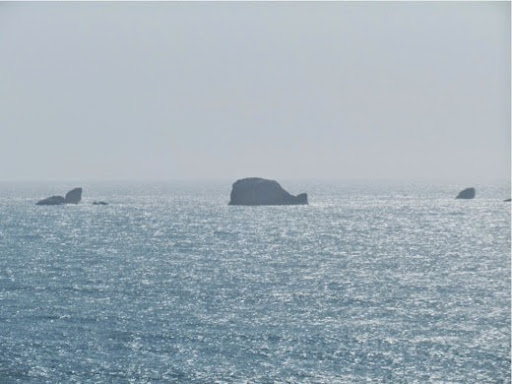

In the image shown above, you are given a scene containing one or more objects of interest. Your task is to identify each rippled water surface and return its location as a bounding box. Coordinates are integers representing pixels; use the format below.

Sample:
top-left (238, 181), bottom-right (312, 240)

top-left (0, 181), bottom-right (510, 383)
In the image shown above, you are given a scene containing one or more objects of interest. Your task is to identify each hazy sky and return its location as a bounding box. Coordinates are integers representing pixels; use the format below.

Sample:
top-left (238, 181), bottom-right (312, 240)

top-left (1, 2), bottom-right (510, 182)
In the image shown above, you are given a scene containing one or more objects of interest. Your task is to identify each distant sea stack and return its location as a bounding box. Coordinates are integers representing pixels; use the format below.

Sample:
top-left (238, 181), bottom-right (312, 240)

top-left (455, 187), bottom-right (476, 199)
top-left (229, 177), bottom-right (308, 206)
top-left (36, 188), bottom-right (83, 205)
top-left (64, 188), bottom-right (82, 204)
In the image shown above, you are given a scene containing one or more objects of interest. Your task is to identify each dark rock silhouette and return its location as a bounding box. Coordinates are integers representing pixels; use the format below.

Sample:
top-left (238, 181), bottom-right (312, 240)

top-left (93, 201), bottom-right (108, 205)
top-left (64, 188), bottom-right (82, 204)
top-left (36, 196), bottom-right (66, 206)
top-left (36, 188), bottom-right (82, 206)
top-left (505, 198), bottom-right (511, 202)
top-left (455, 188), bottom-right (476, 199)
top-left (229, 177), bottom-right (308, 206)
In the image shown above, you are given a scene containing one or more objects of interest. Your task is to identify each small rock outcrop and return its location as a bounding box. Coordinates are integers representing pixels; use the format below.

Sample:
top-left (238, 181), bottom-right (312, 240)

top-left (455, 188), bottom-right (476, 199)
top-left (229, 177), bottom-right (308, 206)
top-left (93, 201), bottom-right (108, 205)
top-left (505, 198), bottom-right (511, 202)
top-left (36, 188), bottom-right (83, 206)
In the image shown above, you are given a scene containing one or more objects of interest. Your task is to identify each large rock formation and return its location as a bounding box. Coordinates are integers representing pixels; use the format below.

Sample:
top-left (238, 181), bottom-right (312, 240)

top-left (36, 188), bottom-right (83, 205)
top-left (229, 177), bottom-right (308, 206)
top-left (36, 196), bottom-right (66, 206)
top-left (455, 187), bottom-right (476, 199)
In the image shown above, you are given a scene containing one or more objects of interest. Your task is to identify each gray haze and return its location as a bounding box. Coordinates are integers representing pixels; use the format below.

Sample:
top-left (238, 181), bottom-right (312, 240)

top-left (0, 2), bottom-right (510, 182)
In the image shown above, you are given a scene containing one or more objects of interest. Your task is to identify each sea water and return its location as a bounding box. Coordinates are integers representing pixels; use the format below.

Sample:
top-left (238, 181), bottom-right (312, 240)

top-left (0, 181), bottom-right (510, 383)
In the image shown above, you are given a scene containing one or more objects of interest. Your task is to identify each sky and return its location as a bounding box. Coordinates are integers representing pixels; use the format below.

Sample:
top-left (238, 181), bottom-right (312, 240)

top-left (0, 2), bottom-right (510, 183)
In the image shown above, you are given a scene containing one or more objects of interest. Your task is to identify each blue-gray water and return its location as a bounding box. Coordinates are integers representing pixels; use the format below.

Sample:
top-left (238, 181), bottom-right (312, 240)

top-left (0, 181), bottom-right (510, 383)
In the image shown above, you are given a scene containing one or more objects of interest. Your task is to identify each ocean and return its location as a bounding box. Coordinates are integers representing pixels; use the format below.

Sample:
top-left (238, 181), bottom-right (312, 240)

top-left (0, 181), bottom-right (510, 383)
